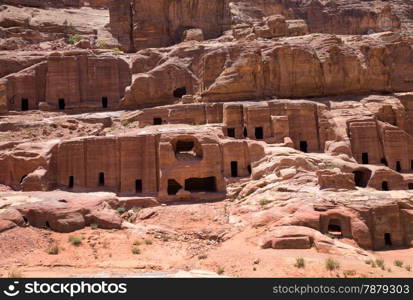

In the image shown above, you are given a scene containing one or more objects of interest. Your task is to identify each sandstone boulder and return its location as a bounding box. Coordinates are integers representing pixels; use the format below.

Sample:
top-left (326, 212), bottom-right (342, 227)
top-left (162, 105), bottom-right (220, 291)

top-left (260, 225), bottom-right (331, 250)
top-left (12, 196), bottom-right (122, 233)
top-left (75, 39), bottom-right (91, 49)
top-left (0, 219), bottom-right (16, 233)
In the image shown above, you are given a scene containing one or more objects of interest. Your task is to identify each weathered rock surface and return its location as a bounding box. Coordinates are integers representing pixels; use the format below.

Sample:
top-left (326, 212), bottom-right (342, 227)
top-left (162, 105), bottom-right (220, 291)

top-left (0, 193), bottom-right (122, 232)
top-left (2, 0), bottom-right (413, 278)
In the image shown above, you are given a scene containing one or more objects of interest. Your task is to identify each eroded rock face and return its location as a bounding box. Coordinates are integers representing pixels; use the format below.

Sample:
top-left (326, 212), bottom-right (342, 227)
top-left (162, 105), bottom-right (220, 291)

top-left (2, 0), bottom-right (413, 264)
top-left (109, 0), bottom-right (404, 51)
top-left (2, 51), bottom-right (130, 111)
top-left (120, 33), bottom-right (413, 108)
top-left (2, 0), bottom-right (110, 8)
top-left (0, 193), bottom-right (122, 232)
top-left (109, 0), bottom-right (234, 52)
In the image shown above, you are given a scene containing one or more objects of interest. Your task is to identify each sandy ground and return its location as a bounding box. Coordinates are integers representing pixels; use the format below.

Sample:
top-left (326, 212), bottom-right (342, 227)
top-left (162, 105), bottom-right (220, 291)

top-left (1, 201), bottom-right (412, 278)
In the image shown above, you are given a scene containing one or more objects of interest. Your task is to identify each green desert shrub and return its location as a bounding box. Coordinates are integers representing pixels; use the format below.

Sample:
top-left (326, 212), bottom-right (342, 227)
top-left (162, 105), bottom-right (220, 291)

top-left (325, 258), bottom-right (340, 271)
top-left (394, 260), bottom-right (404, 268)
top-left (294, 257), bottom-right (305, 268)
top-left (47, 245), bottom-right (59, 255)
top-left (68, 236), bottom-right (82, 246)
top-left (67, 34), bottom-right (84, 45)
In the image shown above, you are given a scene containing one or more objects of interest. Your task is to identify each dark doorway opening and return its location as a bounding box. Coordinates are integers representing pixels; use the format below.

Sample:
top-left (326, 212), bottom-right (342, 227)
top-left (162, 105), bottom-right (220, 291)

top-left (173, 87), bottom-right (187, 98)
top-left (327, 219), bottom-right (343, 238)
top-left (409, 183), bottom-right (413, 190)
top-left (247, 165), bottom-right (252, 175)
top-left (21, 98), bottom-right (29, 111)
top-left (167, 179), bottom-right (182, 195)
top-left (227, 128), bottom-right (235, 138)
top-left (381, 158), bottom-right (388, 166)
top-left (353, 168), bottom-right (372, 188)
top-left (184, 177), bottom-right (217, 193)
top-left (231, 161), bottom-right (238, 177)
top-left (135, 179), bottom-right (142, 193)
top-left (255, 127), bottom-right (264, 140)
top-left (411, 160), bottom-right (413, 170)
top-left (396, 161), bottom-right (402, 172)
top-left (176, 140), bottom-right (194, 152)
top-left (58, 98), bottom-right (65, 110)
top-left (68, 176), bottom-right (74, 189)
top-left (362, 152), bottom-right (369, 164)
top-left (102, 96), bottom-right (108, 108)
top-left (174, 139), bottom-right (200, 160)
top-left (98, 172), bottom-right (105, 186)
top-left (243, 127), bottom-right (248, 138)
top-left (153, 118), bottom-right (162, 125)
top-left (300, 141), bottom-right (308, 153)
top-left (384, 233), bottom-right (392, 246)
top-left (45, 221), bottom-right (51, 229)
top-left (382, 181), bottom-right (389, 191)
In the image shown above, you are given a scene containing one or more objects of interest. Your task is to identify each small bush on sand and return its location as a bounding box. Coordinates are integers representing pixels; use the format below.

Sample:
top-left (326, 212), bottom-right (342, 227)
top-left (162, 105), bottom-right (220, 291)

top-left (375, 259), bottom-right (385, 269)
top-left (394, 260), bottom-right (404, 268)
top-left (217, 267), bottom-right (225, 275)
top-left (68, 236), bottom-right (82, 246)
top-left (294, 257), bottom-right (305, 268)
top-left (47, 245), bottom-right (59, 255)
top-left (132, 248), bottom-right (141, 255)
top-left (8, 270), bottom-right (23, 278)
top-left (259, 199), bottom-right (271, 206)
top-left (325, 258), bottom-right (340, 271)
top-left (343, 270), bottom-right (356, 277)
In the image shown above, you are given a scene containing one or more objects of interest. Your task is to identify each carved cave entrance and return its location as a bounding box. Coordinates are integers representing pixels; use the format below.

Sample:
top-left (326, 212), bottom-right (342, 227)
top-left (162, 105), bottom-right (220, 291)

top-left (382, 181), bottom-right (389, 191)
top-left (381, 158), bottom-right (388, 166)
top-left (362, 152), bottom-right (369, 164)
top-left (409, 183), bottom-right (413, 190)
top-left (135, 179), bottom-right (142, 193)
top-left (58, 98), bottom-right (66, 110)
top-left (353, 168), bottom-right (372, 188)
top-left (173, 87), bottom-right (187, 98)
top-left (396, 161), bottom-right (401, 172)
top-left (98, 172), bottom-right (105, 186)
top-left (255, 127), bottom-right (264, 140)
top-left (153, 117), bottom-right (163, 125)
top-left (21, 98), bottom-right (29, 111)
top-left (174, 139), bottom-right (202, 160)
top-left (300, 141), bottom-right (308, 153)
top-left (68, 176), bottom-right (74, 188)
top-left (327, 218), bottom-right (343, 238)
top-left (167, 179), bottom-right (182, 195)
top-left (227, 128), bottom-right (235, 138)
top-left (231, 161), bottom-right (238, 177)
top-left (184, 177), bottom-right (217, 193)
top-left (384, 233), bottom-right (392, 246)
top-left (102, 96), bottom-right (108, 108)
